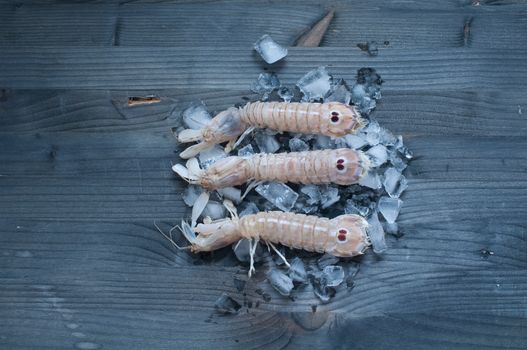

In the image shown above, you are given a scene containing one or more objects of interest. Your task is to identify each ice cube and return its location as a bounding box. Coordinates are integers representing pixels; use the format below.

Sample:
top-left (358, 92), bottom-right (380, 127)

top-left (301, 185), bottom-right (321, 205)
top-left (233, 238), bottom-right (263, 262)
top-left (322, 265), bottom-right (345, 287)
top-left (255, 182), bottom-right (298, 212)
top-left (214, 293), bottom-right (241, 314)
top-left (395, 176), bottom-right (408, 197)
top-left (344, 134), bottom-right (367, 149)
top-left (217, 187), bottom-right (242, 204)
top-left (302, 205), bottom-right (319, 214)
top-left (345, 200), bottom-right (371, 216)
top-left (253, 34), bottom-right (288, 64)
top-left (255, 132), bottom-right (280, 153)
top-left (250, 72), bottom-right (281, 101)
top-left (288, 257), bottom-right (308, 283)
top-left (333, 137), bottom-right (348, 149)
top-left (378, 196), bottom-right (403, 223)
top-left (366, 144), bottom-right (388, 167)
top-left (367, 41), bottom-right (379, 56)
top-left (383, 168), bottom-right (408, 198)
top-left (387, 148), bottom-right (407, 172)
top-left (314, 135), bottom-right (335, 149)
top-left (357, 67), bottom-right (383, 85)
top-left (378, 127), bottom-right (397, 146)
top-left (351, 83), bottom-right (367, 101)
top-left (237, 144), bottom-right (255, 157)
top-left (182, 185), bottom-right (203, 207)
top-left (312, 277), bottom-right (336, 303)
top-left (278, 86), bottom-right (293, 102)
top-left (384, 222), bottom-right (399, 236)
top-left (317, 253), bottom-right (339, 269)
top-left (359, 171), bottom-right (382, 189)
top-left (365, 84), bottom-right (382, 100)
top-left (202, 201), bottom-right (226, 220)
top-left (199, 145), bottom-right (227, 169)
top-left (395, 135), bottom-right (404, 149)
top-left (267, 269), bottom-right (294, 296)
top-left (289, 138), bottom-right (310, 152)
top-left (326, 79), bottom-right (352, 104)
top-left (181, 102), bottom-right (212, 130)
top-left (238, 202), bottom-right (260, 217)
top-left (367, 211), bottom-right (387, 253)
top-left (351, 84), bottom-right (377, 116)
top-left (296, 66), bottom-right (332, 101)
top-left (319, 185), bottom-right (340, 209)
top-left (399, 145), bottom-right (414, 160)
top-left (363, 120), bottom-right (381, 146)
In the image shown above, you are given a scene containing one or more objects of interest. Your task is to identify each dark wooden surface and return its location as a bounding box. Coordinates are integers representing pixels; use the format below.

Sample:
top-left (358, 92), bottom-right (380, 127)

top-left (1, 1), bottom-right (527, 349)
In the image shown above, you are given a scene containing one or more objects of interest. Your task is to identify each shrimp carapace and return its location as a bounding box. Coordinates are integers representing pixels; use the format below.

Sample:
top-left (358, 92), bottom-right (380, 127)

top-left (177, 102), bottom-right (364, 158)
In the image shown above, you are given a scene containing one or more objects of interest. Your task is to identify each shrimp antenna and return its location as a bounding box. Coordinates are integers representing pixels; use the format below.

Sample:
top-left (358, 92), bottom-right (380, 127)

top-left (154, 221), bottom-right (191, 250)
top-left (223, 199), bottom-right (239, 220)
top-left (267, 241), bottom-right (290, 267)
top-left (230, 126), bottom-right (255, 152)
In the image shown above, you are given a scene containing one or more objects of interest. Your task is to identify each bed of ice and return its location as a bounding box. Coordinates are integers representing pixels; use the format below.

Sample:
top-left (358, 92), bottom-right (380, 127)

top-left (175, 66), bottom-right (412, 308)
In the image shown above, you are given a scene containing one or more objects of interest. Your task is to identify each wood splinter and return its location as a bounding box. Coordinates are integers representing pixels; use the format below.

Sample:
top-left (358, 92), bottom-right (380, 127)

top-left (295, 9), bottom-right (335, 47)
top-left (128, 96), bottom-right (161, 106)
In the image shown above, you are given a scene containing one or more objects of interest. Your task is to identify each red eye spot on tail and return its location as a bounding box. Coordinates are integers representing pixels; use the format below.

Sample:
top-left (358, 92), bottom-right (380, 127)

top-left (331, 115), bottom-right (339, 123)
top-left (337, 159), bottom-right (345, 164)
top-left (338, 229), bottom-right (347, 242)
top-left (336, 163), bottom-right (345, 170)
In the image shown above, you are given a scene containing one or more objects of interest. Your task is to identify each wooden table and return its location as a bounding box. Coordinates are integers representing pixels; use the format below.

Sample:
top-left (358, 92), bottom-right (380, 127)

top-left (1, 1), bottom-right (526, 349)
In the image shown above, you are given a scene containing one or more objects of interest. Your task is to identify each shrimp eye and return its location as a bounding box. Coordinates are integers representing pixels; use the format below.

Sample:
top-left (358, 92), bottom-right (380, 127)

top-left (330, 111), bottom-right (340, 123)
top-left (337, 229), bottom-right (347, 242)
top-left (336, 159), bottom-right (346, 171)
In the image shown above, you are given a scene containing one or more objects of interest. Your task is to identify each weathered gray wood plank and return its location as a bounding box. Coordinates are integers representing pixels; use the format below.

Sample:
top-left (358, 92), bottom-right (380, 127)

top-left (292, 313), bottom-right (527, 350)
top-left (1, 132), bottom-right (526, 222)
top-left (0, 132), bottom-right (184, 221)
top-left (1, 218), bottom-right (527, 314)
top-left (1, 89), bottom-right (525, 136)
top-left (1, 2), bottom-right (526, 49)
top-left (2, 305), bottom-right (527, 349)
top-left (1, 131), bottom-right (526, 277)
top-left (0, 211), bottom-right (526, 350)
top-left (1, 47), bottom-right (526, 90)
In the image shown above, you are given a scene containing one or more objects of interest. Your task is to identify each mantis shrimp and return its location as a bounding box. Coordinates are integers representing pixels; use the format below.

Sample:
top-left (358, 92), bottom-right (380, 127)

top-left (173, 148), bottom-right (370, 190)
top-left (177, 101), bottom-right (364, 158)
top-left (173, 148), bottom-right (370, 226)
top-left (160, 201), bottom-right (370, 277)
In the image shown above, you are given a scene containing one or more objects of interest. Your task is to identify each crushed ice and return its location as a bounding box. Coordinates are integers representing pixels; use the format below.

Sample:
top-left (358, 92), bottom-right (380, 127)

top-left (173, 66), bottom-right (412, 304)
top-left (253, 34), bottom-right (288, 64)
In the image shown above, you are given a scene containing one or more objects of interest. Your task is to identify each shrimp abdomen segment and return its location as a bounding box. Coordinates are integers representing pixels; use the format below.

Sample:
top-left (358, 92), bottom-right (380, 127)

top-left (241, 102), bottom-right (316, 134)
top-left (248, 149), bottom-right (368, 186)
top-left (239, 212), bottom-right (331, 253)
top-left (240, 101), bottom-right (363, 137)
top-left (238, 212), bottom-right (369, 257)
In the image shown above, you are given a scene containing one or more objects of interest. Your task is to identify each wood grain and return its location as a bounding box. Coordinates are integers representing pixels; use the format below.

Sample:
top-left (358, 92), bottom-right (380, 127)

top-left (1, 47), bottom-right (526, 90)
top-left (1, 0), bottom-right (527, 348)
top-left (1, 217), bottom-right (526, 314)
top-left (1, 2), bottom-right (526, 49)
top-left (1, 89), bottom-right (525, 136)
top-left (1, 131), bottom-right (525, 222)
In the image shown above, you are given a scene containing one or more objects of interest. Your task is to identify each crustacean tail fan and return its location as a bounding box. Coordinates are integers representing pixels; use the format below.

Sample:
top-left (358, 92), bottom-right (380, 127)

top-left (179, 141), bottom-right (213, 159)
top-left (172, 158), bottom-right (202, 183)
top-left (177, 128), bottom-right (202, 143)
